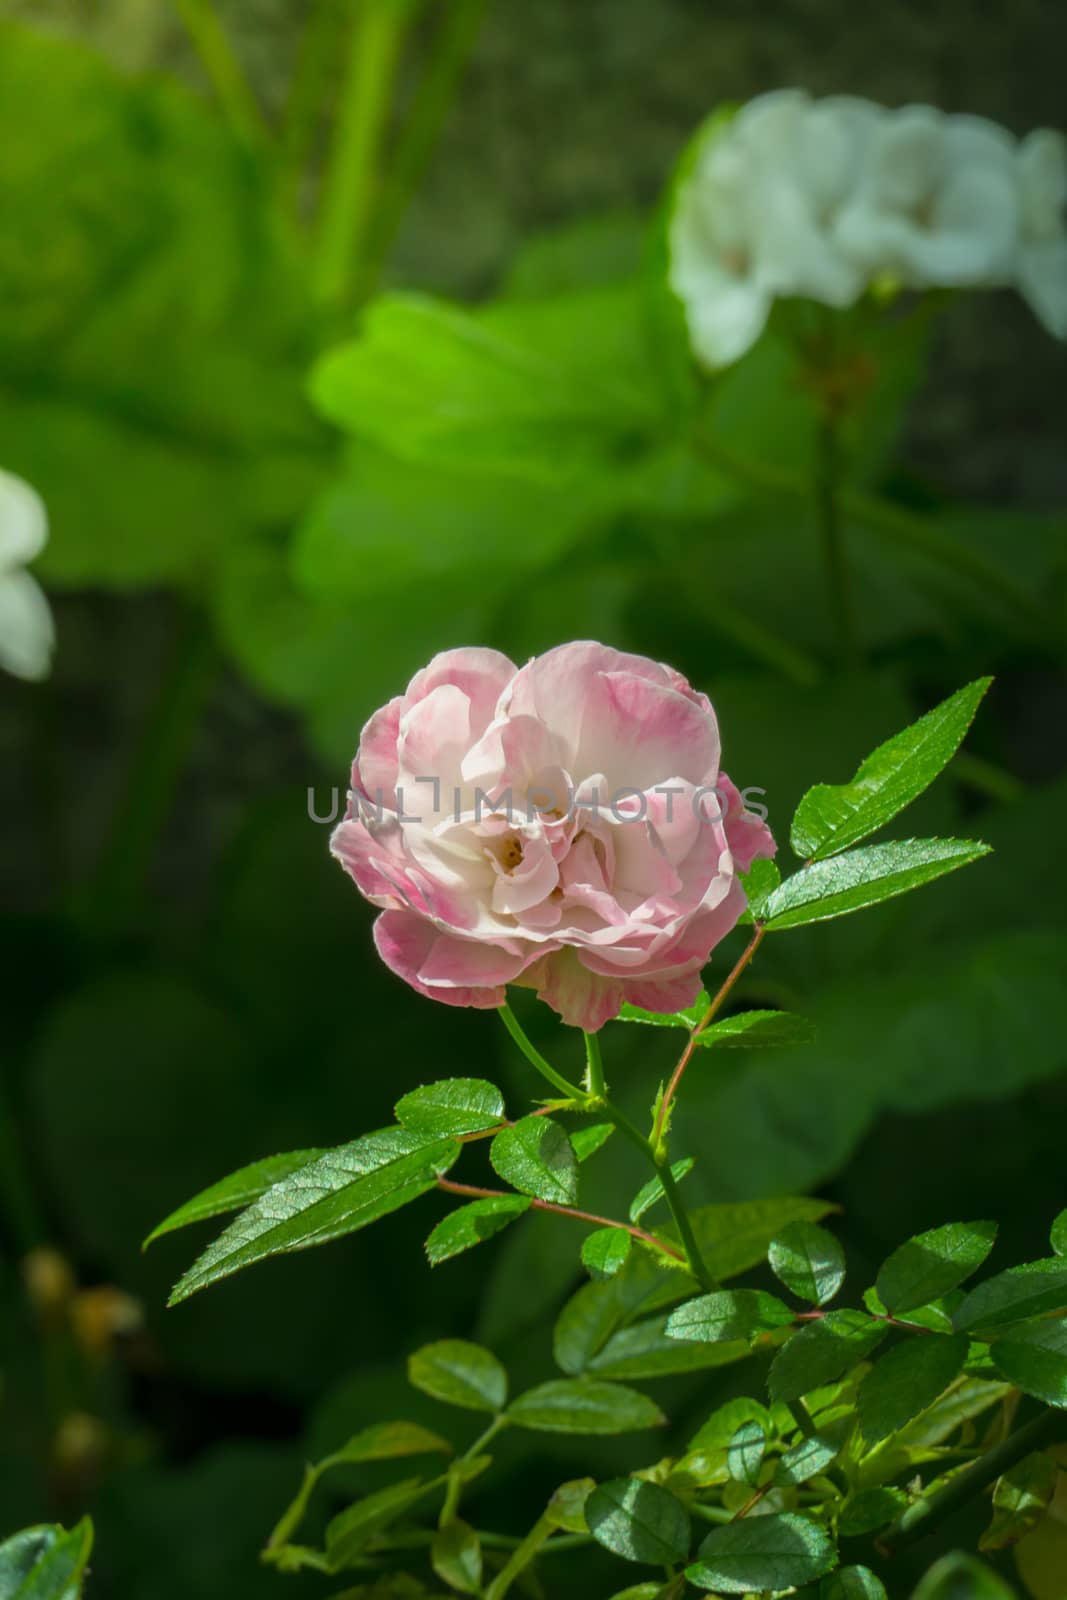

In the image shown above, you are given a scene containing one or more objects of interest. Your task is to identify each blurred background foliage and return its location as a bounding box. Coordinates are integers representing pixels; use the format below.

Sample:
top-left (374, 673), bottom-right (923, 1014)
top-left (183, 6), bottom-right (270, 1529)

top-left (1, 0), bottom-right (1065, 1594)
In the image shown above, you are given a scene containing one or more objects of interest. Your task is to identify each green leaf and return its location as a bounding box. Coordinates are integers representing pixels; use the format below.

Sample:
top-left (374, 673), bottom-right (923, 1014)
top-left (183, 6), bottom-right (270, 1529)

top-left (991, 1317), bottom-right (1067, 1405)
top-left (587, 1314), bottom-right (751, 1381)
top-left (698, 1010), bottom-right (817, 1049)
top-left (425, 1196), bottom-right (532, 1266)
top-left (666, 1289), bottom-right (795, 1345)
top-left (507, 1379), bottom-right (665, 1435)
top-left (821, 1566), bottom-right (888, 1600)
top-left (838, 1487), bottom-right (908, 1537)
top-left (169, 1129), bottom-right (460, 1303)
top-left (605, 1588), bottom-right (673, 1600)
top-left (587, 1478), bottom-right (691, 1565)
top-left (738, 858), bottom-right (782, 921)
top-left (320, 1421), bottom-right (453, 1470)
top-left (325, 1478), bottom-right (431, 1570)
top-left (689, 1399), bottom-right (776, 1452)
top-left (395, 1079), bottom-right (505, 1138)
top-left (571, 1122), bottom-right (615, 1162)
top-left (768, 1312), bottom-right (887, 1404)
top-left (726, 1419), bottom-right (767, 1487)
top-left (954, 1259), bottom-right (1067, 1335)
top-left (910, 1551), bottom-right (1017, 1599)
top-left (760, 839), bottom-right (992, 932)
top-left (407, 1340), bottom-right (508, 1414)
top-left (1051, 1209), bottom-right (1067, 1257)
top-left (980, 1452), bottom-right (1058, 1551)
top-left (790, 679), bottom-right (992, 860)
top-left (582, 1228), bottom-right (633, 1279)
top-left (490, 1115), bottom-right (578, 1205)
top-left (0, 1519), bottom-right (94, 1597)
top-left (546, 1478), bottom-right (596, 1533)
top-left (857, 1333), bottom-right (970, 1443)
top-left (776, 1432), bottom-right (841, 1486)
top-left (0, 27), bottom-right (323, 593)
top-left (768, 1221), bottom-right (846, 1306)
top-left (432, 1520), bottom-right (482, 1595)
top-left (686, 1512), bottom-right (837, 1593)
top-left (309, 285), bottom-right (665, 481)
top-left (266, 1422), bottom-right (453, 1553)
top-left (144, 1149), bottom-right (325, 1247)
top-left (670, 1197), bottom-right (839, 1283)
top-left (618, 1001), bottom-right (813, 1050)
top-left (629, 1160), bottom-right (695, 1223)
top-left (553, 1202), bottom-right (833, 1381)
top-left (877, 1222), bottom-right (998, 1315)
top-left (617, 996), bottom-right (708, 1030)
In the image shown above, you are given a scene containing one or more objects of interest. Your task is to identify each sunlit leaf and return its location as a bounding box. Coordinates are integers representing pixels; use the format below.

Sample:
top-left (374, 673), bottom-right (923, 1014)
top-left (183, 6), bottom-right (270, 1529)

top-left (768, 1313), bottom-right (887, 1404)
top-left (761, 839), bottom-right (992, 932)
top-left (790, 679), bottom-right (991, 860)
top-left (954, 1260), bottom-right (1067, 1335)
top-left (490, 1115), bottom-right (578, 1205)
top-left (582, 1228), bottom-right (633, 1279)
top-left (877, 1221), bottom-right (998, 1315)
top-left (0, 1519), bottom-right (94, 1598)
top-left (666, 1289), bottom-right (795, 1345)
top-left (395, 1078), bottom-right (505, 1138)
top-left (726, 1419), bottom-right (766, 1487)
top-left (768, 1221), bottom-right (846, 1306)
top-left (425, 1195), bottom-right (532, 1266)
top-left (169, 1129), bottom-right (460, 1303)
top-left (686, 1512), bottom-right (837, 1593)
top-left (587, 1478), bottom-right (691, 1565)
top-left (144, 1149), bottom-right (325, 1248)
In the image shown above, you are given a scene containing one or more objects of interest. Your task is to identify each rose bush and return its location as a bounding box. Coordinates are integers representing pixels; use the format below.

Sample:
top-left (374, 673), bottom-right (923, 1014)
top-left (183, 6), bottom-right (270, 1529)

top-left (331, 641), bottom-right (774, 1030)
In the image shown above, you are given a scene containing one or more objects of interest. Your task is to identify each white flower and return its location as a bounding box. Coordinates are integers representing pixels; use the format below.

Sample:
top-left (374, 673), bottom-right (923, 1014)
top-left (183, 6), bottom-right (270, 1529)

top-left (669, 90), bottom-right (874, 369)
top-left (833, 106), bottom-right (1020, 287)
top-left (1016, 129), bottom-right (1067, 338)
top-left (670, 91), bottom-right (1067, 371)
top-left (0, 469), bottom-right (55, 682)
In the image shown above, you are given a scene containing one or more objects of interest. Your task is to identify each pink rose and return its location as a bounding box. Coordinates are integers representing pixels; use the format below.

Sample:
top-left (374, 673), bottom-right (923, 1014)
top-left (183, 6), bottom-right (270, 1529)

top-left (331, 642), bottom-right (775, 1031)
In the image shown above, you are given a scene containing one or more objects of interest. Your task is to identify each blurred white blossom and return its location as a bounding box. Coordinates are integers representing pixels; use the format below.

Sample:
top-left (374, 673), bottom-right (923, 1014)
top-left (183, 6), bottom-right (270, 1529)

top-left (670, 91), bottom-right (1067, 368)
top-left (0, 468), bottom-right (54, 681)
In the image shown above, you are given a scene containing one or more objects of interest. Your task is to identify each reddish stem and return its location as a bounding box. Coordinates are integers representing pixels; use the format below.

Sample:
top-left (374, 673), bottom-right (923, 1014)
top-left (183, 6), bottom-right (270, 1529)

top-left (653, 924), bottom-right (767, 1147)
top-left (436, 1177), bottom-right (686, 1265)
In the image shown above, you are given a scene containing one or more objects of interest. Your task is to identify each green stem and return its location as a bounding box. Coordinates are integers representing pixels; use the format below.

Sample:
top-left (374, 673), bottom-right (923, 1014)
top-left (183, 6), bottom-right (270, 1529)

top-left (280, 0), bottom-right (349, 207)
top-left (876, 1407), bottom-right (1067, 1557)
top-left (788, 1399), bottom-right (818, 1440)
top-left (698, 434), bottom-right (1054, 642)
top-left (583, 1031), bottom-right (606, 1098)
top-left (652, 924), bottom-right (766, 1151)
top-left (361, 0), bottom-right (490, 288)
top-left (176, 0), bottom-right (266, 142)
top-left (656, 1160), bottom-right (716, 1290)
top-left (815, 410), bottom-right (857, 666)
top-left (497, 1005), bottom-right (585, 1100)
top-left (78, 605), bottom-right (217, 934)
top-left (313, 0), bottom-right (411, 308)
top-left (461, 1413), bottom-right (508, 1463)
top-left (593, 1096), bottom-right (716, 1289)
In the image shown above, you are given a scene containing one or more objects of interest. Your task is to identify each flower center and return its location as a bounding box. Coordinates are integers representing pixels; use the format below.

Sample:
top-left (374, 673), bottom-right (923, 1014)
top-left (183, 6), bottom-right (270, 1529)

top-left (488, 833), bottom-right (525, 873)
